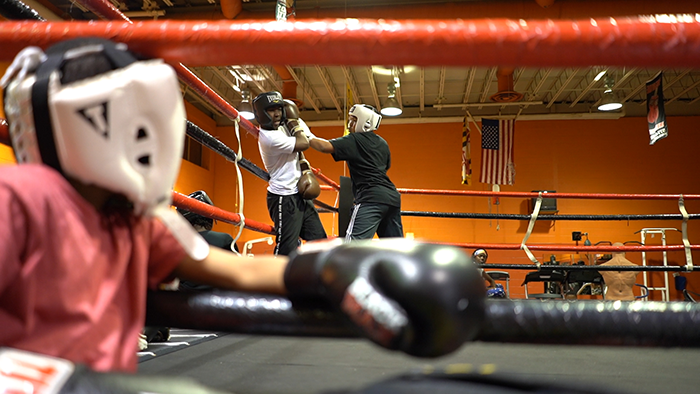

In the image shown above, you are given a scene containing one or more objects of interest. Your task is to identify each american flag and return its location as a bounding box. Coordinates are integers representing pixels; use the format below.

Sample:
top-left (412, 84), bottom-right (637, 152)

top-left (480, 118), bottom-right (515, 185)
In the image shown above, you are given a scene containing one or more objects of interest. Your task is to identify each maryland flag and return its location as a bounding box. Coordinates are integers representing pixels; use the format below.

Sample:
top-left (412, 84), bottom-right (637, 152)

top-left (461, 117), bottom-right (472, 185)
top-left (344, 83), bottom-right (355, 136)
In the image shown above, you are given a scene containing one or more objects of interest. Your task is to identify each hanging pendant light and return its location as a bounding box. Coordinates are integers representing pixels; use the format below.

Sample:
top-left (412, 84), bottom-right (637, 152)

top-left (381, 82), bottom-right (402, 116)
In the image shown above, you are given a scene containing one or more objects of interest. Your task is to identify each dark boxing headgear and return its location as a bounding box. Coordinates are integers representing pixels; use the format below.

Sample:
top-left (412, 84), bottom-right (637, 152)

top-left (253, 91), bottom-right (285, 130)
top-left (177, 190), bottom-right (215, 228)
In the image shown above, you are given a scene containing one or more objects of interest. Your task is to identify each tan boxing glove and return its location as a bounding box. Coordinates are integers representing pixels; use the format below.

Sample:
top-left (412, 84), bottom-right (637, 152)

top-left (284, 99), bottom-right (304, 135)
top-left (297, 159), bottom-right (321, 200)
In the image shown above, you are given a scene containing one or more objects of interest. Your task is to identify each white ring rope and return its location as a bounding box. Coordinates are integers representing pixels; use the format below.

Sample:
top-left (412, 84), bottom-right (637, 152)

top-left (678, 195), bottom-right (694, 271)
top-left (521, 192), bottom-right (543, 268)
top-left (229, 115), bottom-right (246, 255)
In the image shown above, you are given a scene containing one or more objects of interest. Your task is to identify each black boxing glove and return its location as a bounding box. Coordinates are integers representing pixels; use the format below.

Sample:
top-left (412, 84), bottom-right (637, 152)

top-left (284, 238), bottom-right (486, 358)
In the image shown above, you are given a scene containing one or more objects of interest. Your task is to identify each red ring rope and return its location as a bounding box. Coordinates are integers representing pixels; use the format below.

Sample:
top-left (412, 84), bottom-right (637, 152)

top-left (1, 18), bottom-right (699, 67)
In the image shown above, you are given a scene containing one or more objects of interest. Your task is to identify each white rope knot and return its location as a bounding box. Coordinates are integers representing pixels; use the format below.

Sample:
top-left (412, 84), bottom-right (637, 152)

top-left (233, 120), bottom-right (243, 163)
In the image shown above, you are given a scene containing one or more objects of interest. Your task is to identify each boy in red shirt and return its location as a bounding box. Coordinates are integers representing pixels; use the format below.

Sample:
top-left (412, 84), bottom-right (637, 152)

top-left (0, 37), bottom-right (484, 376)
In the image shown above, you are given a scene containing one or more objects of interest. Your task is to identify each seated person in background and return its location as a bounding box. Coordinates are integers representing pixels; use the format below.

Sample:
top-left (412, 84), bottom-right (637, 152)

top-left (597, 242), bottom-right (639, 301)
top-left (177, 190), bottom-right (239, 253)
top-left (177, 190), bottom-right (240, 291)
top-left (472, 249), bottom-right (498, 289)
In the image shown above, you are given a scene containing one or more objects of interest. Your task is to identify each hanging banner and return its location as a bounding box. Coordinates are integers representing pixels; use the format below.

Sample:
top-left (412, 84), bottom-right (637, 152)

top-left (646, 72), bottom-right (668, 145)
top-left (275, 0), bottom-right (287, 21)
top-left (461, 117), bottom-right (472, 185)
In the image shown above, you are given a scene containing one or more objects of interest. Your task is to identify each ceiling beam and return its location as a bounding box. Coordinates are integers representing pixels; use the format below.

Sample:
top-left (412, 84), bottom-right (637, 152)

top-left (546, 68), bottom-right (579, 109)
top-left (365, 66), bottom-right (381, 110)
top-left (419, 67), bottom-right (425, 112)
top-left (285, 66), bottom-right (322, 113)
top-left (314, 65), bottom-right (342, 113)
top-left (341, 66), bottom-right (362, 108)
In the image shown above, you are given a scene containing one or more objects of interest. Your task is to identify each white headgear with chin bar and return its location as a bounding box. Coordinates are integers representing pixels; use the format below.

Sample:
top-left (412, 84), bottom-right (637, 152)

top-left (349, 104), bottom-right (382, 133)
top-left (1, 38), bottom-right (209, 260)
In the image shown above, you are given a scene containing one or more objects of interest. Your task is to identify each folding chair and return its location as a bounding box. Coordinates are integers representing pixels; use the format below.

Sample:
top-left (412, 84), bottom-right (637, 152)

top-left (565, 270), bottom-right (604, 299)
top-left (522, 270), bottom-right (566, 299)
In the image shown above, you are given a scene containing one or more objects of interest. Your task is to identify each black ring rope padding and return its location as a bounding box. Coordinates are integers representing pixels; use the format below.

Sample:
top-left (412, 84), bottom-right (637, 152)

top-left (146, 290), bottom-right (359, 338)
top-left (0, 0), bottom-right (45, 21)
top-left (479, 264), bottom-right (694, 272)
top-left (401, 211), bottom-right (700, 221)
top-left (185, 121), bottom-right (337, 211)
top-left (146, 290), bottom-right (700, 348)
top-left (185, 120), bottom-right (271, 182)
top-left (478, 299), bottom-right (700, 347)
top-left (312, 199), bottom-right (339, 213)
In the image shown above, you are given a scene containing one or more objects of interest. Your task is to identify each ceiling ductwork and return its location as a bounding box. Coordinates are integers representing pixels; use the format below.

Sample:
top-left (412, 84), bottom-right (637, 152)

top-left (220, 0), bottom-right (243, 19)
top-left (489, 67), bottom-right (523, 103)
top-left (535, 0), bottom-right (556, 8)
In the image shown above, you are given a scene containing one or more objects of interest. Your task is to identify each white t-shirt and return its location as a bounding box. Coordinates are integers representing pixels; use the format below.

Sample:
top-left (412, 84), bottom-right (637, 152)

top-left (258, 126), bottom-right (299, 195)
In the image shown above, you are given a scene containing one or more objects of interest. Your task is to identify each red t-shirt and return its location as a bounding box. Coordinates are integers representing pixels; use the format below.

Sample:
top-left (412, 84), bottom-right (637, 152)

top-left (0, 164), bottom-right (187, 372)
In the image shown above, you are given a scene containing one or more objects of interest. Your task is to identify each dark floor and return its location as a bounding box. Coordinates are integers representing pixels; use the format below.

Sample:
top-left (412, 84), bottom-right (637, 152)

top-left (137, 333), bottom-right (700, 394)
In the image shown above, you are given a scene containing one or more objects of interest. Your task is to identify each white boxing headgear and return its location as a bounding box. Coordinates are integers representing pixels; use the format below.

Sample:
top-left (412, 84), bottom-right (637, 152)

top-left (2, 38), bottom-right (209, 260)
top-left (349, 104), bottom-right (382, 133)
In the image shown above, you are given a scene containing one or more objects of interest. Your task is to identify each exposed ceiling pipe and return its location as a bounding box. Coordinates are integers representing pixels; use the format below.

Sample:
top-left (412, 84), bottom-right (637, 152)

top-left (490, 67), bottom-right (523, 103)
top-left (273, 65), bottom-right (302, 107)
top-left (220, 0), bottom-right (242, 20)
top-left (233, 0), bottom-right (298, 105)
top-left (535, 0), bottom-right (556, 8)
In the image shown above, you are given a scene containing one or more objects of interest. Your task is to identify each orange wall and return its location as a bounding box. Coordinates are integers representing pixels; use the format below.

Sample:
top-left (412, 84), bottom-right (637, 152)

top-left (198, 115), bottom-right (700, 300)
top-left (173, 101), bottom-right (217, 197)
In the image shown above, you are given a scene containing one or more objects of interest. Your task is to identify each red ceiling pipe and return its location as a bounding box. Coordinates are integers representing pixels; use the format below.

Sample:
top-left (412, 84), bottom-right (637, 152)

top-left (76, 0), bottom-right (130, 22)
top-left (273, 65), bottom-right (301, 106)
top-left (490, 67), bottom-right (523, 102)
top-left (75, 0), bottom-right (259, 138)
top-left (219, 0), bottom-right (297, 104)
top-left (1, 18), bottom-right (699, 68)
top-left (220, 0), bottom-right (243, 19)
